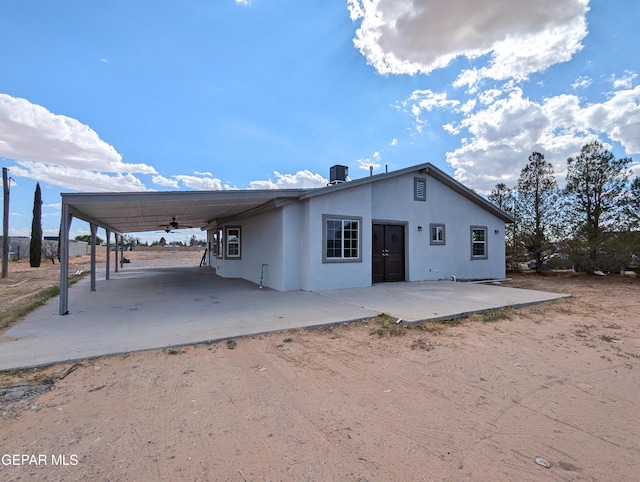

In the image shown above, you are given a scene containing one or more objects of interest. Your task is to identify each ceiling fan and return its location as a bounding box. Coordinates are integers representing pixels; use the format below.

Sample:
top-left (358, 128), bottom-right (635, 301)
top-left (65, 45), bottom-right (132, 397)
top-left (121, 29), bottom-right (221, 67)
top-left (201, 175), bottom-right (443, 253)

top-left (158, 216), bottom-right (193, 233)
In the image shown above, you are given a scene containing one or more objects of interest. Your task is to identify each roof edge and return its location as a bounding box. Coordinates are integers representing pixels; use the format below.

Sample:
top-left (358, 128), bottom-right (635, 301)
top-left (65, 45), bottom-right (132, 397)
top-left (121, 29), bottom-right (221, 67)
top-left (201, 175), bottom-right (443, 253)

top-left (298, 162), bottom-right (514, 223)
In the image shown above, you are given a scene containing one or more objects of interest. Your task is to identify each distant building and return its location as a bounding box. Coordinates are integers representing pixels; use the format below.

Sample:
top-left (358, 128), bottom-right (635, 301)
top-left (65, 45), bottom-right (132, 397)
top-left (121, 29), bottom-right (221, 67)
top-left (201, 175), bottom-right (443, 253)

top-left (0, 236), bottom-right (88, 260)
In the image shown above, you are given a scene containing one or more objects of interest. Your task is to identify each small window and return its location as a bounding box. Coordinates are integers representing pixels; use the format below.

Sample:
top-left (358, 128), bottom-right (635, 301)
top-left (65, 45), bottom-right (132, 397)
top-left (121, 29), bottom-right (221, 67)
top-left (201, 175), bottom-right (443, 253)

top-left (226, 226), bottom-right (241, 259)
top-left (471, 226), bottom-right (487, 259)
top-left (430, 223), bottom-right (445, 245)
top-left (414, 177), bottom-right (426, 201)
top-left (215, 228), bottom-right (223, 259)
top-left (322, 215), bottom-right (362, 263)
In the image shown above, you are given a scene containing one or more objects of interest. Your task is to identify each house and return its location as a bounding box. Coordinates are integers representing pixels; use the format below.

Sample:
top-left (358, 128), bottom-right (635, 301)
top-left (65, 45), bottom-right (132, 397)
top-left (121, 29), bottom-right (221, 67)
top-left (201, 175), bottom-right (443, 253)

top-left (58, 162), bottom-right (512, 315)
top-left (207, 162), bottom-right (512, 291)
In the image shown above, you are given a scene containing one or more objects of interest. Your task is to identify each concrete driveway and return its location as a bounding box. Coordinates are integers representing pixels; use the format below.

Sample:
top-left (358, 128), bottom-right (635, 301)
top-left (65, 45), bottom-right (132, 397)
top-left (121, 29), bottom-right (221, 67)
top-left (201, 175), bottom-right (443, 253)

top-left (0, 266), bottom-right (567, 370)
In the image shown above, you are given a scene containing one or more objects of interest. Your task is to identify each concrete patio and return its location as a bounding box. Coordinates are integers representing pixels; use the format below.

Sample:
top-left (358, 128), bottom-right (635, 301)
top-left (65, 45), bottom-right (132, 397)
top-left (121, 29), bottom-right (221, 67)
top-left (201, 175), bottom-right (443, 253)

top-left (0, 266), bottom-right (568, 370)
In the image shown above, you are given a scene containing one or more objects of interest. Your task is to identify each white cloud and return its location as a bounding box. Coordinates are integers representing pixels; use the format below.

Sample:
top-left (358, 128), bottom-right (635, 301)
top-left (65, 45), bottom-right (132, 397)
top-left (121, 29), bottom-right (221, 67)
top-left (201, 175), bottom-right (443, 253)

top-left (401, 89), bottom-right (460, 132)
top-left (152, 174), bottom-right (180, 188)
top-left (610, 70), bottom-right (638, 90)
top-left (9, 161), bottom-right (149, 192)
top-left (248, 170), bottom-right (327, 189)
top-left (173, 174), bottom-right (223, 190)
top-left (0, 93), bottom-right (156, 191)
top-left (572, 76), bottom-right (592, 90)
top-left (578, 85), bottom-right (640, 153)
top-left (478, 89), bottom-right (503, 105)
top-left (459, 99), bottom-right (476, 115)
top-left (348, 0), bottom-right (589, 87)
top-left (356, 151), bottom-right (382, 172)
top-left (442, 85), bottom-right (640, 192)
top-left (390, 138), bottom-right (398, 146)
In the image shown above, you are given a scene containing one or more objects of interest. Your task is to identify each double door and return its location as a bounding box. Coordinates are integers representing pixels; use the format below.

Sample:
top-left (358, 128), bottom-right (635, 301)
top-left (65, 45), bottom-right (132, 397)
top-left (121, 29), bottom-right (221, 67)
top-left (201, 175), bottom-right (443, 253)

top-left (372, 224), bottom-right (405, 283)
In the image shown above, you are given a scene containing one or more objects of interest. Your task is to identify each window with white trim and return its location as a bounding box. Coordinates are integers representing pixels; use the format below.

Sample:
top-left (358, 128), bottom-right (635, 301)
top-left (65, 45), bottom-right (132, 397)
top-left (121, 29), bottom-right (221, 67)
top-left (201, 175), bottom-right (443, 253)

top-left (215, 228), bottom-right (223, 259)
top-left (323, 215), bottom-right (362, 263)
top-left (471, 226), bottom-right (487, 259)
top-left (226, 227), bottom-right (241, 259)
top-left (430, 223), bottom-right (445, 245)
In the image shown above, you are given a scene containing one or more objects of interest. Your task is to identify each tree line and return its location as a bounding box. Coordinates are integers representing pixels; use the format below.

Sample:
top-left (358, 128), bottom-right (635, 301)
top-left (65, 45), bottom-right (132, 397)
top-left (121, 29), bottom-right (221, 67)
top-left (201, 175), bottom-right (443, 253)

top-left (489, 140), bottom-right (639, 274)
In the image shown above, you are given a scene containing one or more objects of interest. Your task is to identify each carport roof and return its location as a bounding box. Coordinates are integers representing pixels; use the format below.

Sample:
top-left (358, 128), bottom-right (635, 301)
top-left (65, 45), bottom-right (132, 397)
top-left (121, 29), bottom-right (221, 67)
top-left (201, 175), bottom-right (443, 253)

top-left (61, 189), bottom-right (306, 234)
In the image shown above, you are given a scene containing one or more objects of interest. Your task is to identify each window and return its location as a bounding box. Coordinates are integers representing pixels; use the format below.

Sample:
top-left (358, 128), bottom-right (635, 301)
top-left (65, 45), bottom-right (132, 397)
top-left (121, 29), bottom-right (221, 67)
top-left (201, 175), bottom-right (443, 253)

top-left (322, 215), bottom-right (362, 263)
top-left (471, 226), bottom-right (487, 259)
top-left (430, 223), bottom-right (445, 245)
top-left (215, 228), bottom-right (223, 259)
top-left (226, 227), bottom-right (241, 259)
top-left (414, 177), bottom-right (426, 201)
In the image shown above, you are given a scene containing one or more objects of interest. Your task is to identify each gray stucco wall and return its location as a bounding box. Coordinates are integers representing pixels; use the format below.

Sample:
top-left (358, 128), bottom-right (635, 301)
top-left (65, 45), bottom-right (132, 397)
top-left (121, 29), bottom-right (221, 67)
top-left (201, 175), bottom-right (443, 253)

top-left (0, 237), bottom-right (87, 260)
top-left (208, 167), bottom-right (507, 291)
top-left (371, 173), bottom-right (506, 281)
top-left (302, 183), bottom-right (373, 291)
top-left (210, 207), bottom-right (286, 291)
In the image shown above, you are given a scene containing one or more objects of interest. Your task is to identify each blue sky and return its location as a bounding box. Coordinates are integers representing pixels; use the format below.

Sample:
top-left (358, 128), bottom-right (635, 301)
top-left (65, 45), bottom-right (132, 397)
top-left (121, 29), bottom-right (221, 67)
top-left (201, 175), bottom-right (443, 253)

top-left (1, 0), bottom-right (639, 243)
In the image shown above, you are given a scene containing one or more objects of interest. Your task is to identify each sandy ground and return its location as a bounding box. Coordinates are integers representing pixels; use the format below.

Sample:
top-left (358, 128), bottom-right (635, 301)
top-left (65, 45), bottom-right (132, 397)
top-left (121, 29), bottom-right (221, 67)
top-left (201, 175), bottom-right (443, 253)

top-left (0, 253), bottom-right (639, 481)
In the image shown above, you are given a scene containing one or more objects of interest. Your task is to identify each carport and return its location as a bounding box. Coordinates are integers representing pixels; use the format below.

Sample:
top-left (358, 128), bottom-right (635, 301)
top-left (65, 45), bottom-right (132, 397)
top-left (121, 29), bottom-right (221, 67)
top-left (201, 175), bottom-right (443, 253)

top-left (2, 259), bottom-right (567, 370)
top-left (59, 189), bottom-right (305, 315)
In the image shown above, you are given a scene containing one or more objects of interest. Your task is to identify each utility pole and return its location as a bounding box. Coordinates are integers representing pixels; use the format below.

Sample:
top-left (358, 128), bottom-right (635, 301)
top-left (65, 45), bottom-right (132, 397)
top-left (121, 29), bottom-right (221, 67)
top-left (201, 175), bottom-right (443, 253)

top-left (2, 167), bottom-right (9, 278)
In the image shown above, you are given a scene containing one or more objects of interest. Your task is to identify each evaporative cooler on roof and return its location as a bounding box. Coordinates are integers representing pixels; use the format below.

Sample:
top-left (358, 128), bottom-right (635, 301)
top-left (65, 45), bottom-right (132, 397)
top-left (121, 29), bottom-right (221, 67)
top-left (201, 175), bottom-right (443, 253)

top-left (330, 165), bottom-right (348, 184)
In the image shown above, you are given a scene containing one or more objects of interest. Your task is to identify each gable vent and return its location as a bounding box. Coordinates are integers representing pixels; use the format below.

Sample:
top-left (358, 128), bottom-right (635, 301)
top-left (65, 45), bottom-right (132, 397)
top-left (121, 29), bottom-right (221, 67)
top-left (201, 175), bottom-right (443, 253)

top-left (414, 177), bottom-right (426, 201)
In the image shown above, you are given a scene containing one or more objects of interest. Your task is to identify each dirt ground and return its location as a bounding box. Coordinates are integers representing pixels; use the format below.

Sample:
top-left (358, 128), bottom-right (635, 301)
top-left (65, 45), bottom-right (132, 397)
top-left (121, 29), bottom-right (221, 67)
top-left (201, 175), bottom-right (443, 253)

top-left (0, 252), bottom-right (639, 481)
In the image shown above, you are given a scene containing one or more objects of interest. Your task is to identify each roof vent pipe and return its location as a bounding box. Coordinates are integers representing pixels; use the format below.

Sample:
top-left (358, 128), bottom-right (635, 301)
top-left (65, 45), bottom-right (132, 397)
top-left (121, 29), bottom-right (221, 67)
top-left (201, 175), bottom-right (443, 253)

top-left (369, 166), bottom-right (373, 177)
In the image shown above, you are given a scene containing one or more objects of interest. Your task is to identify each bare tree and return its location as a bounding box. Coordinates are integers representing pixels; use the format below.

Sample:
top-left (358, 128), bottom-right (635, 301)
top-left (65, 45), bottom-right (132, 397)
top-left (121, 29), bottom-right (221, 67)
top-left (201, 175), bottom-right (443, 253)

top-left (42, 241), bottom-right (58, 264)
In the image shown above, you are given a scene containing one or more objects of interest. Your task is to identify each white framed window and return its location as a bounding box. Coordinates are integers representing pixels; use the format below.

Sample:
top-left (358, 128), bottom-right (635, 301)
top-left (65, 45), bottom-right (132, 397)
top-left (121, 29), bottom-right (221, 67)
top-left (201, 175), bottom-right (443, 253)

top-left (215, 228), bottom-right (223, 259)
top-left (414, 177), bottom-right (426, 201)
top-left (322, 215), bottom-right (362, 263)
top-left (470, 226), bottom-right (488, 259)
top-left (430, 223), bottom-right (445, 245)
top-left (226, 226), bottom-right (241, 259)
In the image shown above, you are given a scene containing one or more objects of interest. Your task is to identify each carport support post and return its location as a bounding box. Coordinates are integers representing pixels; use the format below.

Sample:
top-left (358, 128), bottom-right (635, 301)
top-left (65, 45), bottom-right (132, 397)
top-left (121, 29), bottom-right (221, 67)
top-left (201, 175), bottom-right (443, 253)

top-left (120, 235), bottom-right (124, 268)
top-left (90, 223), bottom-right (97, 292)
top-left (59, 204), bottom-right (72, 315)
top-left (105, 230), bottom-right (110, 280)
top-left (114, 234), bottom-right (119, 273)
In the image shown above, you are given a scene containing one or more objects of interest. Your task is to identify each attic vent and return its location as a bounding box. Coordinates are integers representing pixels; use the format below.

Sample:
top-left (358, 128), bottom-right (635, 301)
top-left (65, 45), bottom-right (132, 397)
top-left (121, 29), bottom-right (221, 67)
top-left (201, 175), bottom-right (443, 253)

top-left (330, 165), bottom-right (348, 184)
top-left (414, 177), bottom-right (426, 201)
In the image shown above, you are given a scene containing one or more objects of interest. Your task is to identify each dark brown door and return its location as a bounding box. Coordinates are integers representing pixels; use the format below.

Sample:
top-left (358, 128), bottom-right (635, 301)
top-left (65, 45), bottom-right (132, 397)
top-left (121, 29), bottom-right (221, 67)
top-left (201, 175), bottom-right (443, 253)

top-left (372, 224), bottom-right (405, 283)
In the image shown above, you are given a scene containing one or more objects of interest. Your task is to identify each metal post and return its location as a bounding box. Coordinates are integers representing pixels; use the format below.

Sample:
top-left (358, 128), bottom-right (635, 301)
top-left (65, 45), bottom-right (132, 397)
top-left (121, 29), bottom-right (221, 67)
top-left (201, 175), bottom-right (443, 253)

top-left (59, 204), bottom-right (72, 315)
top-left (90, 223), bottom-right (97, 292)
top-left (105, 230), bottom-right (110, 280)
top-left (114, 234), bottom-right (119, 273)
top-left (2, 168), bottom-right (9, 278)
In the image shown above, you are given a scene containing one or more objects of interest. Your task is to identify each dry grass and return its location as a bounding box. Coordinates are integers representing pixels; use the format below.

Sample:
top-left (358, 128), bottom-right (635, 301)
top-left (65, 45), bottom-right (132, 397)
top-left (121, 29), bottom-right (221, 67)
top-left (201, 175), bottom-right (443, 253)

top-left (466, 306), bottom-right (515, 323)
top-left (0, 275), bottom-right (87, 332)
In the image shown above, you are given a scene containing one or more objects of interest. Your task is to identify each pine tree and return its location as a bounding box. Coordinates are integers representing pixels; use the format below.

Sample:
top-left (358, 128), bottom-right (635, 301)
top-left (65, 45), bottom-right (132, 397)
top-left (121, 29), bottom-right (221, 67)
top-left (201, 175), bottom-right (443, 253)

top-left (29, 182), bottom-right (42, 267)
top-left (564, 140), bottom-right (631, 272)
top-left (517, 152), bottom-right (558, 274)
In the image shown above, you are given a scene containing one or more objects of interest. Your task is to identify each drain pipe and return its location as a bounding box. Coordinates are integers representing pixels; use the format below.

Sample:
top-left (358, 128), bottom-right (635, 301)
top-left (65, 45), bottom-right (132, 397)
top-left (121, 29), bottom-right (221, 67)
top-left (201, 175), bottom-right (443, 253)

top-left (259, 264), bottom-right (268, 288)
